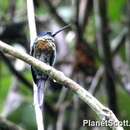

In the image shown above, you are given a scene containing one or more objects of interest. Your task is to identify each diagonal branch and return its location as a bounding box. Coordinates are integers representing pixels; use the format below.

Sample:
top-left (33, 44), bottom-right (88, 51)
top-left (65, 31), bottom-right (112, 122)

top-left (112, 28), bottom-right (127, 56)
top-left (0, 116), bottom-right (26, 130)
top-left (0, 40), bottom-right (124, 130)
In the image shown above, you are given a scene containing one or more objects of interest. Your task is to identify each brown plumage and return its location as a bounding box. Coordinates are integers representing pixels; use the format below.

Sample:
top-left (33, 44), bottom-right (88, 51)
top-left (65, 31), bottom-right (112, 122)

top-left (36, 40), bottom-right (54, 53)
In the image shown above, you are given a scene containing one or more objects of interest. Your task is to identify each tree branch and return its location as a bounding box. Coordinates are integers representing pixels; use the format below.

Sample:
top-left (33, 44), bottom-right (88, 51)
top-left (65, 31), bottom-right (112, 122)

top-left (112, 28), bottom-right (127, 56)
top-left (94, 0), bottom-right (118, 115)
top-left (89, 66), bottom-right (104, 95)
top-left (27, 0), bottom-right (37, 47)
top-left (26, 0), bottom-right (44, 130)
top-left (0, 40), bottom-right (124, 130)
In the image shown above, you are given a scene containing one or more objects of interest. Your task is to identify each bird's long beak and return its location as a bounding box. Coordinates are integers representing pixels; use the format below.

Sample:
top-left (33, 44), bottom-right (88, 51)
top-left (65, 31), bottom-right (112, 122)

top-left (52, 24), bottom-right (71, 37)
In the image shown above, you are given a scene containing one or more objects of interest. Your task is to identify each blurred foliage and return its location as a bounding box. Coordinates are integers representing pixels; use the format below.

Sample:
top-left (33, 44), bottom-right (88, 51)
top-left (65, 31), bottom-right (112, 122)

top-left (0, 0), bottom-right (9, 16)
top-left (118, 87), bottom-right (130, 121)
top-left (108, 0), bottom-right (125, 21)
top-left (0, 62), bottom-right (12, 111)
top-left (36, 4), bottom-right (48, 16)
top-left (8, 103), bottom-right (36, 130)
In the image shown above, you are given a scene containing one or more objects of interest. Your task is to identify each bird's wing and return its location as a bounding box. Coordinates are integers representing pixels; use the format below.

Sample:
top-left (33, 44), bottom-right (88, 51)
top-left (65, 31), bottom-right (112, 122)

top-left (50, 49), bottom-right (56, 66)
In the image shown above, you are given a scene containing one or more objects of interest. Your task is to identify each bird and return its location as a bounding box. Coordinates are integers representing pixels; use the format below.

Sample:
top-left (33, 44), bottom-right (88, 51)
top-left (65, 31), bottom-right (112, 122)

top-left (31, 25), bottom-right (70, 109)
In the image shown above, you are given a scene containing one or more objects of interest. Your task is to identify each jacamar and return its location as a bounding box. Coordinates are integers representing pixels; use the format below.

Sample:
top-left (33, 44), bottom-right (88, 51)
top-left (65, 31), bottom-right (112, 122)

top-left (31, 25), bottom-right (70, 108)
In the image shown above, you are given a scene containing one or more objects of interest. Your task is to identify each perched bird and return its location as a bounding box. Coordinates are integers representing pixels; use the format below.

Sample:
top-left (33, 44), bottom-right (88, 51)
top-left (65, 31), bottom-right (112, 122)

top-left (31, 25), bottom-right (70, 108)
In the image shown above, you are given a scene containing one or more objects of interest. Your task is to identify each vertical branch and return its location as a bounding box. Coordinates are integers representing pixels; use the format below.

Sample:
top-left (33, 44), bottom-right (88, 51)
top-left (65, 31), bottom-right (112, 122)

top-left (75, 0), bottom-right (82, 42)
top-left (33, 83), bottom-right (44, 130)
top-left (26, 0), bottom-right (44, 130)
top-left (94, 0), bottom-right (118, 115)
top-left (27, 0), bottom-right (37, 47)
top-left (75, 0), bottom-right (80, 25)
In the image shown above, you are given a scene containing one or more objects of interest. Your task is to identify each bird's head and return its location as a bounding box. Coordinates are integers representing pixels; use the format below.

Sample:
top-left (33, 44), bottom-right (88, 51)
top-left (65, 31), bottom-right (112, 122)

top-left (34, 25), bottom-right (70, 51)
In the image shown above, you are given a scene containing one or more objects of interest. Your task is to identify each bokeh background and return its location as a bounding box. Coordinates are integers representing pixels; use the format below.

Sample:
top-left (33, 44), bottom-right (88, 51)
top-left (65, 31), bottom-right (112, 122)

top-left (0, 0), bottom-right (130, 130)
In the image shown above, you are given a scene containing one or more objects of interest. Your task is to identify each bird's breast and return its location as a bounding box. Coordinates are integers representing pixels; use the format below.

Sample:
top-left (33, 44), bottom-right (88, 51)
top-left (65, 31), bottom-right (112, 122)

top-left (36, 40), bottom-right (54, 53)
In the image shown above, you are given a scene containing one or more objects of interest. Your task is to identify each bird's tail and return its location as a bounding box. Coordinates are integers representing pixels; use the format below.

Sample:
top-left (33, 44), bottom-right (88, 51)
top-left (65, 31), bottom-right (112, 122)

top-left (37, 79), bottom-right (46, 109)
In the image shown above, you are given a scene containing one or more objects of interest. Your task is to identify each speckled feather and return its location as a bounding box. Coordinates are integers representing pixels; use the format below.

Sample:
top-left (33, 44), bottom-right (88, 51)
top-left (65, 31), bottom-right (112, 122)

top-left (31, 34), bottom-right (56, 84)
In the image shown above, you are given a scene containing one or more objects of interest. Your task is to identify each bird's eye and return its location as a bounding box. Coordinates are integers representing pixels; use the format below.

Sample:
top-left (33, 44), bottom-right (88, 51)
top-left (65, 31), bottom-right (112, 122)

top-left (47, 38), bottom-right (54, 42)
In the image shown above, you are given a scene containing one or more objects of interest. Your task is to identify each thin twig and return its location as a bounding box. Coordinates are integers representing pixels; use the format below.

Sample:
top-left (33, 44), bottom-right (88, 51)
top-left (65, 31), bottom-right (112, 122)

top-left (112, 28), bottom-right (127, 56)
top-left (0, 40), bottom-right (124, 130)
top-left (0, 116), bottom-right (26, 130)
top-left (89, 66), bottom-right (104, 95)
